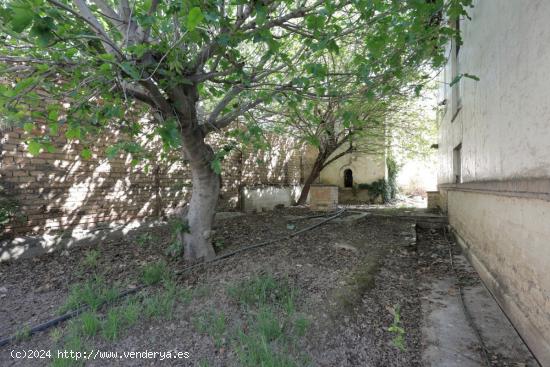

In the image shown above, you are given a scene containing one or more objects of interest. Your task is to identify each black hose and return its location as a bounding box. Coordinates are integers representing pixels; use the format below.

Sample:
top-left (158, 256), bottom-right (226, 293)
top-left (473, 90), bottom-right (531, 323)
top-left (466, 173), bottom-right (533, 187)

top-left (0, 209), bottom-right (345, 348)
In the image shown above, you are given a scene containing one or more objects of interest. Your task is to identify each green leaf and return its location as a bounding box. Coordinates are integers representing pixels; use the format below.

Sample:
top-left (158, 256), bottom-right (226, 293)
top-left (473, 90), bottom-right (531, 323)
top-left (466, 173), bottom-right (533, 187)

top-left (27, 140), bottom-right (41, 156)
top-left (65, 126), bottom-right (81, 140)
top-left (463, 73), bottom-right (480, 81)
top-left (106, 146), bottom-right (119, 159)
top-left (29, 16), bottom-right (56, 47)
top-left (119, 61), bottom-right (141, 80)
top-left (48, 122), bottom-right (58, 135)
top-left (10, 6), bottom-right (34, 33)
top-left (187, 7), bottom-right (204, 31)
top-left (210, 158), bottom-right (222, 174)
top-left (23, 122), bottom-right (34, 132)
top-left (80, 148), bottom-right (92, 160)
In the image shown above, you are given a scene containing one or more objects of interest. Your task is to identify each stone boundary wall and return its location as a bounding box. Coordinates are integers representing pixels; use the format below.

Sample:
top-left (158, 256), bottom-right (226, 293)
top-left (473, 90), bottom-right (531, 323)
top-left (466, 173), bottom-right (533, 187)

top-left (0, 125), bottom-right (303, 237)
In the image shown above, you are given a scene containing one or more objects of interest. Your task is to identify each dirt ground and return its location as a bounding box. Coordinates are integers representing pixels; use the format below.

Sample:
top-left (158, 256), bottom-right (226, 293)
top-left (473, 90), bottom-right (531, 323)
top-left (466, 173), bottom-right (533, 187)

top-left (0, 207), bottom-right (533, 366)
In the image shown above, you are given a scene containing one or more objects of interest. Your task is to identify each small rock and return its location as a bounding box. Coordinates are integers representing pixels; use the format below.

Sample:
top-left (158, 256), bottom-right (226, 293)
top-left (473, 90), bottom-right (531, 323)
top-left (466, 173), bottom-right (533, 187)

top-left (0, 286), bottom-right (7, 293)
top-left (333, 243), bottom-right (359, 254)
top-left (61, 250), bottom-right (69, 256)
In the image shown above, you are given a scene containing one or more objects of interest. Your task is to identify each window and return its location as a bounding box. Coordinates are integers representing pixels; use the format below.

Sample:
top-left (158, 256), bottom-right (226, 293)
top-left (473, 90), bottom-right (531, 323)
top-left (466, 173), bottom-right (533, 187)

top-left (450, 19), bottom-right (461, 120)
top-left (344, 169), bottom-right (353, 188)
top-left (453, 143), bottom-right (462, 184)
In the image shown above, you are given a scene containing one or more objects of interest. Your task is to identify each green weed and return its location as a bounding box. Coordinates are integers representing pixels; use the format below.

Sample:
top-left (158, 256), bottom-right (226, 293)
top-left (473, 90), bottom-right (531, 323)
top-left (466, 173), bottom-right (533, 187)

top-left (293, 316), bottom-right (310, 337)
top-left (79, 312), bottom-right (101, 336)
top-left (193, 310), bottom-right (227, 347)
top-left (141, 261), bottom-right (169, 285)
top-left (388, 304), bottom-right (406, 351)
top-left (235, 333), bottom-right (297, 367)
top-left (227, 274), bottom-right (295, 309)
top-left (136, 233), bottom-right (153, 247)
top-left (15, 325), bottom-right (31, 341)
top-left (143, 291), bottom-right (176, 319)
top-left (81, 249), bottom-right (100, 268)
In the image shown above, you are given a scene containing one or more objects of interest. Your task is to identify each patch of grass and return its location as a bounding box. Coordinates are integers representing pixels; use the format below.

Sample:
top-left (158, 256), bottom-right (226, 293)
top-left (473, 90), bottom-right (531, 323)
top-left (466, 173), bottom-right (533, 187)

top-left (79, 312), bottom-right (101, 336)
top-left (213, 239), bottom-right (225, 251)
top-left (143, 291), bottom-right (176, 319)
top-left (193, 284), bottom-right (212, 298)
top-left (101, 299), bottom-right (143, 341)
top-left (81, 249), bottom-right (100, 268)
top-left (141, 261), bottom-right (169, 285)
top-left (253, 307), bottom-right (283, 342)
top-left (193, 310), bottom-right (227, 347)
top-left (101, 309), bottom-right (123, 341)
top-left (293, 316), bottom-right (310, 337)
top-left (50, 332), bottom-right (86, 367)
top-left (388, 304), bottom-right (406, 351)
top-left (49, 328), bottom-right (63, 344)
top-left (163, 279), bottom-right (193, 304)
top-left (222, 274), bottom-right (307, 367)
top-left (235, 333), bottom-right (297, 367)
top-left (227, 274), bottom-right (295, 309)
top-left (59, 276), bottom-right (119, 314)
top-left (15, 325), bottom-right (31, 341)
top-left (136, 233), bottom-right (153, 247)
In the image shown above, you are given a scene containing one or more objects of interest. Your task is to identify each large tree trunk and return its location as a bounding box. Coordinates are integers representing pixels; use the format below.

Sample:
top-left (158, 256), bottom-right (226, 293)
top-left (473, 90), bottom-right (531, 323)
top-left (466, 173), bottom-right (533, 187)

top-left (182, 153), bottom-right (219, 260)
top-left (297, 155), bottom-right (325, 205)
top-left (174, 85), bottom-right (219, 261)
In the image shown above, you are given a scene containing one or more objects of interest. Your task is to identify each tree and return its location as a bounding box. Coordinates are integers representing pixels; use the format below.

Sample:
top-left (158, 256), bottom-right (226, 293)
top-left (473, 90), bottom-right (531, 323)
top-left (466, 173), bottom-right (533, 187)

top-left (0, 0), bottom-right (472, 260)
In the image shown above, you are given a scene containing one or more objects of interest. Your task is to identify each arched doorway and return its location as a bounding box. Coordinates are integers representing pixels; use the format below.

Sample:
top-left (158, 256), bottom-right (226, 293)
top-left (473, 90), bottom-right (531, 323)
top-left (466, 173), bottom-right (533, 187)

top-left (344, 169), bottom-right (353, 188)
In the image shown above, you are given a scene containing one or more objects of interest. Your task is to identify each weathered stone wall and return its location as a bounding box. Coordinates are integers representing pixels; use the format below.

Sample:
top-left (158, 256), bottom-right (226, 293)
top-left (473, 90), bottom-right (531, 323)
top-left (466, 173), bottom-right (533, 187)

top-left (0, 125), bottom-right (303, 237)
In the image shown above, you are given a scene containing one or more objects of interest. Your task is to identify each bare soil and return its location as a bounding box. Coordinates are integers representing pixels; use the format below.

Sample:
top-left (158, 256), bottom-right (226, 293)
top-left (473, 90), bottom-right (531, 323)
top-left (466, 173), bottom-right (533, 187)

top-left (1, 208), bottom-right (427, 366)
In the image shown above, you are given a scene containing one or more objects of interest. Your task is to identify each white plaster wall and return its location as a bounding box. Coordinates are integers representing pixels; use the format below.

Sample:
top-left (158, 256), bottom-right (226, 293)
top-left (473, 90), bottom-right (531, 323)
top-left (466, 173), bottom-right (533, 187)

top-left (437, 1), bottom-right (550, 362)
top-left (438, 0), bottom-right (550, 184)
top-left (240, 186), bottom-right (301, 212)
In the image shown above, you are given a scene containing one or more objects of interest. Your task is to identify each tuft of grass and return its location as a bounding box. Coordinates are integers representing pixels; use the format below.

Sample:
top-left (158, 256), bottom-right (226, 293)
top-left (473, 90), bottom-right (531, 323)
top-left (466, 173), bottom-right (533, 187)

top-left (388, 304), bottom-right (406, 351)
top-left (254, 307), bottom-right (283, 342)
top-left (49, 328), bottom-right (63, 344)
top-left (15, 325), bottom-right (31, 341)
top-left (59, 276), bottom-right (119, 314)
top-left (193, 310), bottom-right (227, 348)
top-left (141, 261), bottom-right (169, 286)
top-left (79, 312), bottom-right (101, 336)
top-left (81, 249), bottom-right (100, 268)
top-left (227, 274), bottom-right (295, 309)
top-left (235, 333), bottom-right (297, 367)
top-left (101, 308), bottom-right (123, 341)
top-left (213, 239), bottom-right (225, 251)
top-left (136, 233), bottom-right (153, 247)
top-left (143, 291), bottom-right (176, 319)
top-left (101, 300), bottom-right (142, 341)
top-left (50, 332), bottom-right (86, 367)
top-left (293, 316), bottom-right (310, 337)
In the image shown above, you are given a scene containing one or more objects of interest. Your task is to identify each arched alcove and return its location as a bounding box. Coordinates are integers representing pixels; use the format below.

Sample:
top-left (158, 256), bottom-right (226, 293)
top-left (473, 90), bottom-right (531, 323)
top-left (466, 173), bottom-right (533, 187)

top-left (344, 169), bottom-right (353, 188)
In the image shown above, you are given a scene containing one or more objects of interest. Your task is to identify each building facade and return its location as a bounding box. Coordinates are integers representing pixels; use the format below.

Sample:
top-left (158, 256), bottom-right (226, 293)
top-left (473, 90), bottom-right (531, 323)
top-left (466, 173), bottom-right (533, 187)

top-left (437, 0), bottom-right (550, 363)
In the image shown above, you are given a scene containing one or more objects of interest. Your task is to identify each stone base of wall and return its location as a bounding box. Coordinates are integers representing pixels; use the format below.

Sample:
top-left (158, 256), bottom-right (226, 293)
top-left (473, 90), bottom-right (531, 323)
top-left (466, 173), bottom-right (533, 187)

top-left (309, 185), bottom-right (338, 211)
top-left (338, 188), bottom-right (381, 204)
top-left (443, 184), bottom-right (550, 365)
